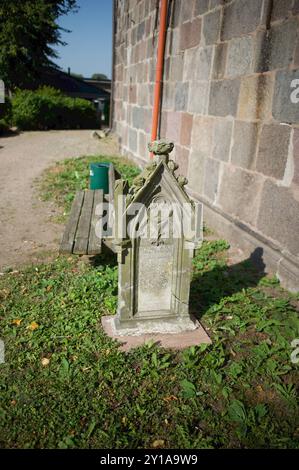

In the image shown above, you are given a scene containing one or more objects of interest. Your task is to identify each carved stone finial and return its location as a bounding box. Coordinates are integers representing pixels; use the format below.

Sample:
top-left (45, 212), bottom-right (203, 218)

top-left (148, 140), bottom-right (174, 165)
top-left (148, 140), bottom-right (174, 156)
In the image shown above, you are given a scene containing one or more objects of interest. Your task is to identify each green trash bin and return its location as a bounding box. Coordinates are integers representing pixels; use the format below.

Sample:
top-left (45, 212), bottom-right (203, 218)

top-left (89, 162), bottom-right (110, 193)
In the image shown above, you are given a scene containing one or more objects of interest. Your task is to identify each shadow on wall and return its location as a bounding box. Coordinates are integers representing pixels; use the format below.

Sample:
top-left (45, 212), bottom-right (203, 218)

top-left (220, 0), bottom-right (275, 147)
top-left (255, 0), bottom-right (274, 74)
top-left (190, 247), bottom-right (266, 320)
top-left (252, 0), bottom-right (274, 124)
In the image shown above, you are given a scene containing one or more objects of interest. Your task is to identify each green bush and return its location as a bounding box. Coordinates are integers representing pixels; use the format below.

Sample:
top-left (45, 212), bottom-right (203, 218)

top-left (0, 97), bottom-right (12, 134)
top-left (11, 86), bottom-right (98, 130)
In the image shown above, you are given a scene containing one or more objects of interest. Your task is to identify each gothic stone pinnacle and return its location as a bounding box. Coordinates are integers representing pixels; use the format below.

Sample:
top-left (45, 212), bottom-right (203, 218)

top-left (148, 140), bottom-right (174, 156)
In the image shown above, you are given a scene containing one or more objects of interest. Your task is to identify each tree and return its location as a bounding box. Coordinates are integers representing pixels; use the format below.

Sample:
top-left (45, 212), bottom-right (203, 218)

top-left (91, 73), bottom-right (109, 81)
top-left (71, 72), bottom-right (84, 79)
top-left (0, 1), bottom-right (78, 90)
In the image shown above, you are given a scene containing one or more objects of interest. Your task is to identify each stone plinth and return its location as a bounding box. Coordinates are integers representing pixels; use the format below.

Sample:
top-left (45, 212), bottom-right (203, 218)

top-left (101, 316), bottom-right (211, 352)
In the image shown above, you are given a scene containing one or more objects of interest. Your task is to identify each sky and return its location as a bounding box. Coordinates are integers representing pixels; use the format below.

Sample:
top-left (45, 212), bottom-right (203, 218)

top-left (54, 0), bottom-right (113, 79)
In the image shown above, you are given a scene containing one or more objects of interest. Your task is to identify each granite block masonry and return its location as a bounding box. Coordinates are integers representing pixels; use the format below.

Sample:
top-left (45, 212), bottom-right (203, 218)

top-left (108, 140), bottom-right (203, 336)
top-left (112, 0), bottom-right (299, 292)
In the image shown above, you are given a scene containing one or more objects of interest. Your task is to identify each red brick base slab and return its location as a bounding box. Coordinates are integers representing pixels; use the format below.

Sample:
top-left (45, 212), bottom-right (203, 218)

top-left (101, 316), bottom-right (212, 352)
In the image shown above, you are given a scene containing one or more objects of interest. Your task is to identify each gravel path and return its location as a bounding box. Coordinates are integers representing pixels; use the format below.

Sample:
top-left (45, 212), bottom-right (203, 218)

top-left (0, 130), bottom-right (118, 270)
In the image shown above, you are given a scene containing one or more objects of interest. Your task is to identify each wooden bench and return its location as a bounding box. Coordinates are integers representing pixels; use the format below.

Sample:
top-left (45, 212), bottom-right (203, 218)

top-left (59, 164), bottom-right (120, 256)
top-left (59, 189), bottom-right (104, 255)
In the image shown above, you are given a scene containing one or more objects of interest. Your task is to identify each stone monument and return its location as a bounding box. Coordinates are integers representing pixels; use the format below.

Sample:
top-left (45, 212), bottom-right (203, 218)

top-left (103, 140), bottom-right (204, 339)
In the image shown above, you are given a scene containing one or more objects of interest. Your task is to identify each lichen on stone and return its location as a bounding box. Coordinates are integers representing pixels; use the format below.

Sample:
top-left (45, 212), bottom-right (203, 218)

top-left (148, 139), bottom-right (174, 155)
top-left (177, 175), bottom-right (188, 187)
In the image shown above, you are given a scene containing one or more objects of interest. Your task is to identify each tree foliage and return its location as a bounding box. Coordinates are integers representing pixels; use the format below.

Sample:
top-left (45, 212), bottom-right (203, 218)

top-left (0, 1), bottom-right (78, 89)
top-left (70, 72), bottom-right (84, 79)
top-left (91, 73), bottom-right (109, 80)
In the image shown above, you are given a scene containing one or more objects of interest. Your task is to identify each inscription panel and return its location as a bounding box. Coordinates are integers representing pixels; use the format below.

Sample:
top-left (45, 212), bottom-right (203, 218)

top-left (137, 240), bottom-right (174, 314)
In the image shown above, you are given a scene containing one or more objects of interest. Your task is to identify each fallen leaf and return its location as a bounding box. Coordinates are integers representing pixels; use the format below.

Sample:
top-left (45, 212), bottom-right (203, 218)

top-left (41, 357), bottom-right (50, 367)
top-left (0, 288), bottom-right (10, 299)
top-left (11, 319), bottom-right (22, 326)
top-left (152, 439), bottom-right (165, 448)
top-left (11, 400), bottom-right (17, 406)
top-left (163, 395), bottom-right (178, 402)
top-left (27, 321), bottom-right (39, 331)
top-left (256, 385), bottom-right (264, 394)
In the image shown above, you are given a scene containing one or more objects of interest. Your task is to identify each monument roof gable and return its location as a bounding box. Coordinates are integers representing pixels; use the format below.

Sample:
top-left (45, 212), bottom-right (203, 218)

top-left (126, 158), bottom-right (193, 210)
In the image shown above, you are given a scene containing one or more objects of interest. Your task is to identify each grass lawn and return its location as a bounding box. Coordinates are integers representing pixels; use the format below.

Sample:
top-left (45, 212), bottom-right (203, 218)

top-left (0, 155), bottom-right (298, 448)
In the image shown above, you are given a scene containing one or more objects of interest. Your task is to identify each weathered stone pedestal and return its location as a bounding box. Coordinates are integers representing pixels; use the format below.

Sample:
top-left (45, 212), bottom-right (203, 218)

top-left (103, 140), bottom-right (209, 349)
top-left (101, 315), bottom-right (211, 351)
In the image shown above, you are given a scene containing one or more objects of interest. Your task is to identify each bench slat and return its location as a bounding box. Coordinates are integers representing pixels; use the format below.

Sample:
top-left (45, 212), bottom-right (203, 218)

top-left (73, 190), bottom-right (94, 254)
top-left (88, 189), bottom-right (104, 255)
top-left (108, 163), bottom-right (115, 204)
top-left (60, 191), bottom-right (84, 254)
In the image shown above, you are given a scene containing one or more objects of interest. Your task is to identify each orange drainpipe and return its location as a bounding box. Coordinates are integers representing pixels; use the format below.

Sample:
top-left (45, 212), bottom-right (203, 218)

top-left (150, 0), bottom-right (168, 157)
